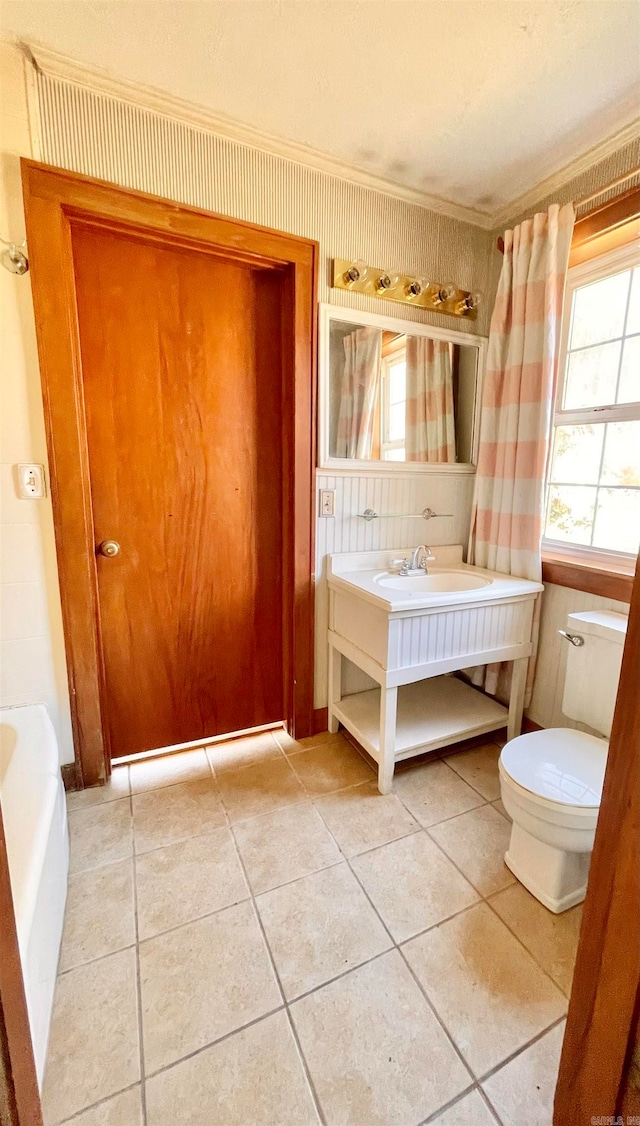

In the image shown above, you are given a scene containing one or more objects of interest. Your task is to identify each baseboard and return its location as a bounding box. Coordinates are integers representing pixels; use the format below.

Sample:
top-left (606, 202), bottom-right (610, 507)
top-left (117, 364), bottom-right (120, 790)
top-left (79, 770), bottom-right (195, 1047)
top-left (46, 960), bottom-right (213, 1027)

top-left (312, 707), bottom-right (328, 735)
top-left (522, 716), bottom-right (544, 733)
top-left (61, 761), bottom-right (80, 791)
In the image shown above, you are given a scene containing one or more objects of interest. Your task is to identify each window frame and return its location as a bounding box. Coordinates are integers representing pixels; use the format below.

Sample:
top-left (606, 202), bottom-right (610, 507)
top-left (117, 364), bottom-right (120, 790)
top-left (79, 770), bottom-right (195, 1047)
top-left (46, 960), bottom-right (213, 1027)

top-left (379, 343), bottom-right (407, 461)
top-left (543, 240), bottom-right (640, 571)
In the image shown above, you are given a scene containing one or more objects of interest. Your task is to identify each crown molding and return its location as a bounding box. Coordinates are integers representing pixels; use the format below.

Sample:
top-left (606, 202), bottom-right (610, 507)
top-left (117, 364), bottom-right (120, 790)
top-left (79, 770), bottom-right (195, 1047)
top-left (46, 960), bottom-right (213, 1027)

top-left (22, 41), bottom-right (495, 230)
top-left (490, 118), bottom-right (640, 230)
top-left (20, 40), bottom-right (640, 235)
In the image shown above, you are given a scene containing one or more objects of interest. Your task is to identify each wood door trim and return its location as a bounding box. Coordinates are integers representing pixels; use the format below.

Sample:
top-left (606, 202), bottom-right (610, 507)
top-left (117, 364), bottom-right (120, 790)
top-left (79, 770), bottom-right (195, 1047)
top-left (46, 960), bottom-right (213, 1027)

top-left (554, 555), bottom-right (640, 1120)
top-left (22, 160), bottom-right (318, 786)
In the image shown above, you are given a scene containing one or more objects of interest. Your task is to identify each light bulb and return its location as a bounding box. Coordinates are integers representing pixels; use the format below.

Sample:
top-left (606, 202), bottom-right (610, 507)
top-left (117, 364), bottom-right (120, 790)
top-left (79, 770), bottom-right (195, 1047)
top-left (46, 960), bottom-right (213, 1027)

top-left (343, 258), bottom-right (368, 286)
top-left (405, 278), bottom-right (423, 298)
top-left (376, 271), bottom-right (399, 293)
top-left (438, 283), bottom-right (457, 303)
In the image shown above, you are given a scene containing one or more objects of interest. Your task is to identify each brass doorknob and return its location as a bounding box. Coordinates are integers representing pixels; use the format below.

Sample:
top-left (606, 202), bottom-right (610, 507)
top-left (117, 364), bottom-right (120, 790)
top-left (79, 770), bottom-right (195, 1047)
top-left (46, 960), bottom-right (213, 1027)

top-left (98, 540), bottom-right (120, 557)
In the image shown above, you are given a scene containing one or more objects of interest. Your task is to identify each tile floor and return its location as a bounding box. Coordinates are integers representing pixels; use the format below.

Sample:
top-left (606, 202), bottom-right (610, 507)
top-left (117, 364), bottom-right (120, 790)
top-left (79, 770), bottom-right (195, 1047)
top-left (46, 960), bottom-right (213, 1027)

top-left (44, 730), bottom-right (583, 1125)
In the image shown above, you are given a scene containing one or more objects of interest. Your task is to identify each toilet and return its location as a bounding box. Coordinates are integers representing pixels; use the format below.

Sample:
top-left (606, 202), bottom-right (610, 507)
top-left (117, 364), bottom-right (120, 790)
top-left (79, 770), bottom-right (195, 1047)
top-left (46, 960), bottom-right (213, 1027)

top-left (499, 610), bottom-right (628, 913)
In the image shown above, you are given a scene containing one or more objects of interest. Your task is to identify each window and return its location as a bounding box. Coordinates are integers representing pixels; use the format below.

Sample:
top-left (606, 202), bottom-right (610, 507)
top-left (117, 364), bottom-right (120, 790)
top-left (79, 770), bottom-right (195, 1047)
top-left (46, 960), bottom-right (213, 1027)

top-left (543, 243), bottom-right (640, 565)
top-left (380, 345), bottom-right (407, 461)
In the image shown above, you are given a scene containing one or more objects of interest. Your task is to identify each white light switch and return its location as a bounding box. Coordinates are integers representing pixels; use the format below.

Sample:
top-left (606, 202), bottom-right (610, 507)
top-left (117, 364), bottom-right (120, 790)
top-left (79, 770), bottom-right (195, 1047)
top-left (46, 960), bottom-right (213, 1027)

top-left (16, 464), bottom-right (46, 499)
top-left (320, 489), bottom-right (335, 517)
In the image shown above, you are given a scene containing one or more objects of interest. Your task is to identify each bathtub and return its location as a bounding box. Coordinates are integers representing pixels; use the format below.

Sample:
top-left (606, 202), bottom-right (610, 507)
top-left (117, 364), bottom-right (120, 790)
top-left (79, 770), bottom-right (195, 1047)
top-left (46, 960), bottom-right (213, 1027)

top-left (0, 704), bottom-right (69, 1089)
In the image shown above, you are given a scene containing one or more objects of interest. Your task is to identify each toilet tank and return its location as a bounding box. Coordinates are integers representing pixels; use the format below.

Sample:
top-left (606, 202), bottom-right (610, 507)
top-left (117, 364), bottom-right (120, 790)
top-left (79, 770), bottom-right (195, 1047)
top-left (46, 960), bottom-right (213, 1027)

top-left (562, 610), bottom-right (628, 736)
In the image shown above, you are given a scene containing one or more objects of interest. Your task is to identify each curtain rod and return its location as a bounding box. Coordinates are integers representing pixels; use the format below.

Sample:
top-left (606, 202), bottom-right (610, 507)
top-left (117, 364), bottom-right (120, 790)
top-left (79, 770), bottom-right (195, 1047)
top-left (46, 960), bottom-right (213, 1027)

top-left (496, 167), bottom-right (640, 253)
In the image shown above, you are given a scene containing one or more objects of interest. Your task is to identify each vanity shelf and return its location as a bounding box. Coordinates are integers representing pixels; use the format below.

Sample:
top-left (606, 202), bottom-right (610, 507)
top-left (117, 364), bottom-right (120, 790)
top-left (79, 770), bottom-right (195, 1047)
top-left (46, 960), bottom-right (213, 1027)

top-left (333, 677), bottom-right (508, 763)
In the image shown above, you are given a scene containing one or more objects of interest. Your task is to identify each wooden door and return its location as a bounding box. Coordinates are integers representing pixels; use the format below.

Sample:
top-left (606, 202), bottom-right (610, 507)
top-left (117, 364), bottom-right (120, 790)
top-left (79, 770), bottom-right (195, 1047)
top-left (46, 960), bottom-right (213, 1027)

top-left (22, 162), bottom-right (317, 783)
top-left (71, 224), bottom-right (285, 758)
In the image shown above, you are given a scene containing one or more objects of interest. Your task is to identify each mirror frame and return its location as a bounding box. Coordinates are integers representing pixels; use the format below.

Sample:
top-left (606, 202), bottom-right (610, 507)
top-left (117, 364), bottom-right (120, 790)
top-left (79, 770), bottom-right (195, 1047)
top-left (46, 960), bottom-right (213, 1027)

top-left (318, 302), bottom-right (487, 474)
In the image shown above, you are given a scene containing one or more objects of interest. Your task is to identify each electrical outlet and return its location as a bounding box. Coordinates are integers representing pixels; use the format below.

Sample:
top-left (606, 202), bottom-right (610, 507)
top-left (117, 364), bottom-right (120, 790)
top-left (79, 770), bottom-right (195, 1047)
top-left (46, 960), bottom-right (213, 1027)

top-left (16, 464), bottom-right (46, 499)
top-left (320, 489), bottom-right (335, 517)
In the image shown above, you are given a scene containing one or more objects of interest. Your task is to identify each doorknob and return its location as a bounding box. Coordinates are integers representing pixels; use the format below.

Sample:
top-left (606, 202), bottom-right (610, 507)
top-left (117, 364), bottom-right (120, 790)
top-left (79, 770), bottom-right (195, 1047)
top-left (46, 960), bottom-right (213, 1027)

top-left (98, 540), bottom-right (121, 557)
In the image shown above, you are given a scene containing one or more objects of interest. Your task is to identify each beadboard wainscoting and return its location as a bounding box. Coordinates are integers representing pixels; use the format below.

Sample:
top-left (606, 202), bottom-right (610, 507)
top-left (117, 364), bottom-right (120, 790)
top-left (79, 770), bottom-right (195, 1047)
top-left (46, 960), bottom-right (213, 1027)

top-left (315, 473), bottom-right (474, 708)
top-left (528, 581), bottom-right (629, 732)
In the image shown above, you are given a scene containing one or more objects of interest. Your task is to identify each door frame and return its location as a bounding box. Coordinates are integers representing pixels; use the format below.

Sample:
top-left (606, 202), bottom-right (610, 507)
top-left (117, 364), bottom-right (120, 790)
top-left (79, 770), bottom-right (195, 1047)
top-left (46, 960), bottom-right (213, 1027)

top-left (21, 160), bottom-right (318, 787)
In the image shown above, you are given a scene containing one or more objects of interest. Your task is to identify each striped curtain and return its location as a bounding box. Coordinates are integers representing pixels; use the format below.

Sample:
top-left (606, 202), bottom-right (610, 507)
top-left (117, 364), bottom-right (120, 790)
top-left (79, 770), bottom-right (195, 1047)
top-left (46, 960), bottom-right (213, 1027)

top-left (335, 328), bottom-right (382, 459)
top-left (468, 202), bottom-right (575, 701)
top-left (405, 337), bottom-right (456, 462)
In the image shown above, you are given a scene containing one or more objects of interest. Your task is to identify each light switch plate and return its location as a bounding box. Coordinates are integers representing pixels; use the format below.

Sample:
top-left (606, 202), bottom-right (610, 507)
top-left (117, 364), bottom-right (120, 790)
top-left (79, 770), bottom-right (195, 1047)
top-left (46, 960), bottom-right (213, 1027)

top-left (320, 489), bottom-right (335, 517)
top-left (16, 464), bottom-right (46, 499)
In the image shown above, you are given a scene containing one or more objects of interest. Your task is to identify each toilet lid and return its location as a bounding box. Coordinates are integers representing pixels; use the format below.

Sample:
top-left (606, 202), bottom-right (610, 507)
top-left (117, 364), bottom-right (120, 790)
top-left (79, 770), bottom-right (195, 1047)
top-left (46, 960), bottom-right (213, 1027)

top-left (500, 729), bottom-right (607, 807)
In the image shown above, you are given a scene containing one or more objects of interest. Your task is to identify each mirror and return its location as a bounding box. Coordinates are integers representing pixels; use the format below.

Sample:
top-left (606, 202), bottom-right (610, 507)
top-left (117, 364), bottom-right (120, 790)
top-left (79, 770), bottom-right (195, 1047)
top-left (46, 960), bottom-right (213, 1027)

top-left (320, 305), bottom-right (485, 470)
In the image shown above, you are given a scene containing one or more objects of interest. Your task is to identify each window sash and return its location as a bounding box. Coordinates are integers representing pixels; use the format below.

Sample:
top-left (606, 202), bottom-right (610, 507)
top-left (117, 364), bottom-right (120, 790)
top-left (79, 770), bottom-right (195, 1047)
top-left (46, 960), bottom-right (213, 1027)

top-left (543, 242), bottom-right (640, 561)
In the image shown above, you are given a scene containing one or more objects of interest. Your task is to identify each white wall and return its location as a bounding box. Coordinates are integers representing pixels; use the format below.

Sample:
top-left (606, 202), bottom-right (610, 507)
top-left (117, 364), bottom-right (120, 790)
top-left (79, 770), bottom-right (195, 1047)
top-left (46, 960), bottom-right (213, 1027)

top-left (528, 582), bottom-right (629, 732)
top-left (0, 43), bottom-right (74, 763)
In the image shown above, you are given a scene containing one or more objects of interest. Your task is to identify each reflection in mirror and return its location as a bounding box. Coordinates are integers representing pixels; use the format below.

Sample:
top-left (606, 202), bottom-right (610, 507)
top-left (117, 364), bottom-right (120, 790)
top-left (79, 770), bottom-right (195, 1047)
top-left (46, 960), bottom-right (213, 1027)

top-left (328, 320), bottom-right (478, 464)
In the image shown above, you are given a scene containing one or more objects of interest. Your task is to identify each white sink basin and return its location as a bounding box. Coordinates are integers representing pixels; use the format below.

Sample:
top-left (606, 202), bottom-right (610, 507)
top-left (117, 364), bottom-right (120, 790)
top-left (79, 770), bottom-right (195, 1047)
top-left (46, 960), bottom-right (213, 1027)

top-left (375, 570), bottom-right (491, 594)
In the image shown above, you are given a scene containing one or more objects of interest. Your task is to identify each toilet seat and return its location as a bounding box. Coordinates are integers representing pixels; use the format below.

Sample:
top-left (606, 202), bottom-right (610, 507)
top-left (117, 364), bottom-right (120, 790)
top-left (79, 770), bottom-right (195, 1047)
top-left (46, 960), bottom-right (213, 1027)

top-left (500, 728), bottom-right (607, 808)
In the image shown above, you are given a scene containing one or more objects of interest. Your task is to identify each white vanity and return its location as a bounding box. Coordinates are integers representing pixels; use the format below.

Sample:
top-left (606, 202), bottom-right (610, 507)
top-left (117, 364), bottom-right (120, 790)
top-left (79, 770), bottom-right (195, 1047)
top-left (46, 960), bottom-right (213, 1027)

top-left (327, 546), bottom-right (543, 793)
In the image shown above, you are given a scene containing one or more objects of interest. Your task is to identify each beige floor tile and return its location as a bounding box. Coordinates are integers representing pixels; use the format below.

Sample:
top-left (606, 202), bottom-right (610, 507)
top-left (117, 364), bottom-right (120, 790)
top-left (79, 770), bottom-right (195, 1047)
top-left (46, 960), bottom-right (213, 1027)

top-left (431, 1090), bottom-right (498, 1125)
top-left (489, 883), bottom-right (582, 995)
top-left (66, 767), bottom-right (130, 810)
top-left (233, 801), bottom-right (341, 894)
top-left (492, 797), bottom-right (510, 820)
top-left (59, 859), bottom-right (135, 972)
top-left (145, 1010), bottom-right (319, 1126)
top-left (135, 828), bottom-right (249, 940)
top-left (444, 743), bottom-right (502, 801)
top-left (139, 899), bottom-right (281, 1074)
top-left (206, 730), bottom-right (283, 774)
top-left (351, 832), bottom-right (480, 943)
top-left (257, 863), bottom-right (391, 999)
top-left (428, 805), bottom-right (514, 896)
top-left (403, 903), bottom-right (566, 1077)
top-left (216, 756), bottom-right (306, 823)
top-left (275, 728), bottom-right (345, 754)
top-left (68, 800), bottom-right (133, 875)
top-left (482, 1021), bottom-right (565, 1125)
top-left (315, 780), bottom-right (419, 857)
top-left (58, 1085), bottom-right (143, 1125)
top-left (291, 950), bottom-right (471, 1125)
top-left (393, 759), bottom-right (485, 828)
top-left (132, 777), bottom-right (226, 854)
top-left (129, 748), bottom-right (211, 794)
top-left (288, 738), bottom-right (374, 794)
top-left (42, 949), bottom-right (140, 1124)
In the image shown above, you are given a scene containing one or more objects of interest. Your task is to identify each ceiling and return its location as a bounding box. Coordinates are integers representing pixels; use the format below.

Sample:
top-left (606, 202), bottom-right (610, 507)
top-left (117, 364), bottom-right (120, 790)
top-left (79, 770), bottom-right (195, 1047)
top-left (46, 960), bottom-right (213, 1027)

top-left (2, 0), bottom-right (639, 220)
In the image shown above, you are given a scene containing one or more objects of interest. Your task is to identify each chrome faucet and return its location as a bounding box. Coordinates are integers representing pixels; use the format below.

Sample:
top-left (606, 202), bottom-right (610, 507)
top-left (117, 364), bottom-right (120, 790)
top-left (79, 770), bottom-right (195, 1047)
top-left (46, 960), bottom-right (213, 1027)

top-left (393, 544), bottom-right (436, 576)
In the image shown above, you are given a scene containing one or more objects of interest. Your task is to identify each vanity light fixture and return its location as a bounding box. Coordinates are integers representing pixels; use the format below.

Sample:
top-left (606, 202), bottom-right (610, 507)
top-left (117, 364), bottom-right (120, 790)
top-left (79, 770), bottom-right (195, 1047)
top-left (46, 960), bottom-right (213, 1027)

top-left (331, 258), bottom-right (479, 320)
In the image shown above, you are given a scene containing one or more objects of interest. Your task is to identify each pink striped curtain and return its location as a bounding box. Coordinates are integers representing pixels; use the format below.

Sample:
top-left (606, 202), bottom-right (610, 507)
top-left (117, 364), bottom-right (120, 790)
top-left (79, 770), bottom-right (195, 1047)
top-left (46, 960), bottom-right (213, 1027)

top-left (336, 327), bottom-right (382, 459)
top-left (468, 202), bottom-right (575, 701)
top-left (406, 337), bottom-right (456, 462)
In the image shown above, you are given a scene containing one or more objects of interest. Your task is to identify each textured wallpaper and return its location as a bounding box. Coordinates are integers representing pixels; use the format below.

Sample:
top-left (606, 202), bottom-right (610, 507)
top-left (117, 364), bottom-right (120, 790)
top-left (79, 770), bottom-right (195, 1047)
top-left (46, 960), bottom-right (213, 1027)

top-left (35, 73), bottom-right (494, 336)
